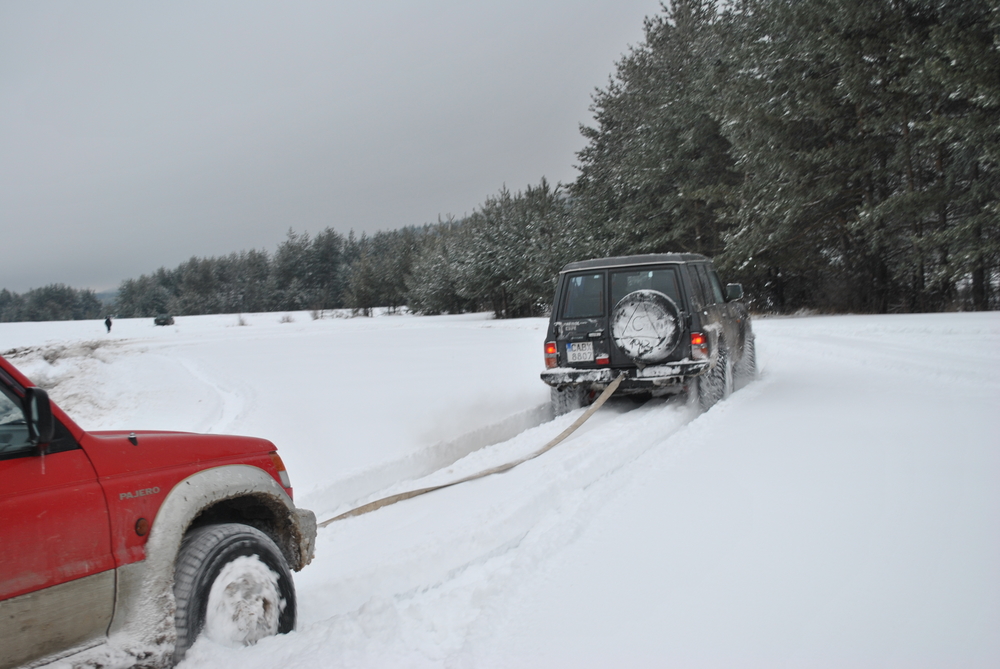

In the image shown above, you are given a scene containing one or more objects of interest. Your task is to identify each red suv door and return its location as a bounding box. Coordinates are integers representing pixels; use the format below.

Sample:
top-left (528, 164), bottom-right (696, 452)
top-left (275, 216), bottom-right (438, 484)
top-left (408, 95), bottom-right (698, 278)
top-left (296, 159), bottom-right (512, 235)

top-left (0, 375), bottom-right (115, 669)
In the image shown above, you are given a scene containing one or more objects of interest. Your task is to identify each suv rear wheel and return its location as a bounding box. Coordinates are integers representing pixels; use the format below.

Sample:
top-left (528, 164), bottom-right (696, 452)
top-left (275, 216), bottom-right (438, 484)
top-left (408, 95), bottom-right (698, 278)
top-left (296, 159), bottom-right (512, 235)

top-left (173, 523), bottom-right (296, 661)
top-left (696, 346), bottom-right (733, 411)
top-left (735, 335), bottom-right (757, 388)
top-left (551, 385), bottom-right (598, 416)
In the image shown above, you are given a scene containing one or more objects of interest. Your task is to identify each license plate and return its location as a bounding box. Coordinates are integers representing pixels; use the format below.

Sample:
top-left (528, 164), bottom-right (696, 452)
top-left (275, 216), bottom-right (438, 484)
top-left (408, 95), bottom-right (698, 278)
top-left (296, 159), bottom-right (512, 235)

top-left (566, 341), bottom-right (594, 363)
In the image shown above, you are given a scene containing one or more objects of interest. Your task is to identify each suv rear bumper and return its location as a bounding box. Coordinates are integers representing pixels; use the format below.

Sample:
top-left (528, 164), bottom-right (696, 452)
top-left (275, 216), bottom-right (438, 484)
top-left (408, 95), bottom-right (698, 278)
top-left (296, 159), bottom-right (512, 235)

top-left (541, 360), bottom-right (709, 392)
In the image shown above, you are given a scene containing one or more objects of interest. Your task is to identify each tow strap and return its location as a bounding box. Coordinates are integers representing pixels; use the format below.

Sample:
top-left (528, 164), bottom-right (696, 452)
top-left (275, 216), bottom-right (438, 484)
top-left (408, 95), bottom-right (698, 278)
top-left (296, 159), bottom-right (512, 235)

top-left (318, 373), bottom-right (625, 528)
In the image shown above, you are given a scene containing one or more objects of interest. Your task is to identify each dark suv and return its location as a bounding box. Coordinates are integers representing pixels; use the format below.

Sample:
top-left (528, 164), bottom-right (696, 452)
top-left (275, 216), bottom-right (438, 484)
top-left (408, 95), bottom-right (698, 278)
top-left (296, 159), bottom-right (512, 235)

top-left (541, 253), bottom-right (755, 413)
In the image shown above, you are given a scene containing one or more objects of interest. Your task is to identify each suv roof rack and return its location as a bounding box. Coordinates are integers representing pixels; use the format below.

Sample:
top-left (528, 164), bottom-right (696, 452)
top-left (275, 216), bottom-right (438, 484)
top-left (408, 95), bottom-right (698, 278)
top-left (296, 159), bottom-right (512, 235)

top-left (560, 253), bottom-right (709, 272)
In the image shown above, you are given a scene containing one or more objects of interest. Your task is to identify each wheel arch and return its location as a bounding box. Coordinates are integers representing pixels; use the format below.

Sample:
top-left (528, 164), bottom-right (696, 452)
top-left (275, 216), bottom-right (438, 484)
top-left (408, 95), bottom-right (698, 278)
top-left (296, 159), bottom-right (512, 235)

top-left (106, 465), bottom-right (314, 655)
top-left (188, 491), bottom-right (303, 570)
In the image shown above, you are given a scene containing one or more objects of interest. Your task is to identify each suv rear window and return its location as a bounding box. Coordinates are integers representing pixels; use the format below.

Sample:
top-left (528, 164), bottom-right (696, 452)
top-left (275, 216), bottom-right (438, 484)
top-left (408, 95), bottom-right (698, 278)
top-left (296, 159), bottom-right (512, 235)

top-left (611, 267), bottom-right (682, 307)
top-left (561, 273), bottom-right (605, 318)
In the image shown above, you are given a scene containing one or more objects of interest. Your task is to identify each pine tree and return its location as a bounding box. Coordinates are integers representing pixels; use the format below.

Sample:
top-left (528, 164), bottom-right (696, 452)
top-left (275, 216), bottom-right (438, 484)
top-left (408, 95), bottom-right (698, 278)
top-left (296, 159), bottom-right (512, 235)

top-left (713, 0), bottom-right (999, 312)
top-left (573, 0), bottom-right (735, 258)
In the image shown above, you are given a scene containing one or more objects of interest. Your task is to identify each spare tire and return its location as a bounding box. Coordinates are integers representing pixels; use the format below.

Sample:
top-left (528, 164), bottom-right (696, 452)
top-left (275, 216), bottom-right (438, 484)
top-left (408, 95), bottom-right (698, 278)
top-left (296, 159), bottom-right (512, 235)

top-left (611, 290), bottom-right (681, 364)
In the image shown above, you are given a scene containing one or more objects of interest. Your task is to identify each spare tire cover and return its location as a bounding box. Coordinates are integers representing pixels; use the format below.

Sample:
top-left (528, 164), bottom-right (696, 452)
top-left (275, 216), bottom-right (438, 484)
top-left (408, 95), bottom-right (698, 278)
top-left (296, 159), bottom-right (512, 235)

top-left (611, 289), bottom-right (681, 363)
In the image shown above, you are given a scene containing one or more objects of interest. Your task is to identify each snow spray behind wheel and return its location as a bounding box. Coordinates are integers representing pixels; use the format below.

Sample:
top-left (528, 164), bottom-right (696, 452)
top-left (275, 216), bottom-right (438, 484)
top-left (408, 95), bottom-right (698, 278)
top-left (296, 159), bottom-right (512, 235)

top-left (317, 373), bottom-right (627, 528)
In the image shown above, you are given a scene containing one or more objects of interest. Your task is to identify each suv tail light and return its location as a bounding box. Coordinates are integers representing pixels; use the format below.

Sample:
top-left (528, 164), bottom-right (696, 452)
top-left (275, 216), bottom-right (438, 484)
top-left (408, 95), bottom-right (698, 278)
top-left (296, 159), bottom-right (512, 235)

top-left (690, 332), bottom-right (708, 360)
top-left (544, 341), bottom-right (558, 368)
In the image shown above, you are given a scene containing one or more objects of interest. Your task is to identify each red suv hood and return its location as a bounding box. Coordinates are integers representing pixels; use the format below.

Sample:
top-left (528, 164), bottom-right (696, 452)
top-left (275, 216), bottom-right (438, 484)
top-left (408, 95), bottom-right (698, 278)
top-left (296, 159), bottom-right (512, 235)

top-left (83, 430), bottom-right (277, 478)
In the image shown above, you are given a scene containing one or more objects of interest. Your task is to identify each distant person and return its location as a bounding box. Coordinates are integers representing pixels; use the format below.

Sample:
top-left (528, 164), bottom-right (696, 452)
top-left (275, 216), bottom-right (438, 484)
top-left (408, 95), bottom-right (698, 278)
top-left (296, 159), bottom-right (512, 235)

top-left (105, 315), bottom-right (112, 333)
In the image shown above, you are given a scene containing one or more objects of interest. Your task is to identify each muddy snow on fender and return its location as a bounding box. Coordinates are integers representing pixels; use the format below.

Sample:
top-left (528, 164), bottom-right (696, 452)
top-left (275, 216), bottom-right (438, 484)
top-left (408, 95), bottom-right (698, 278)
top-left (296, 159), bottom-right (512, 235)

top-left (5, 310), bottom-right (998, 668)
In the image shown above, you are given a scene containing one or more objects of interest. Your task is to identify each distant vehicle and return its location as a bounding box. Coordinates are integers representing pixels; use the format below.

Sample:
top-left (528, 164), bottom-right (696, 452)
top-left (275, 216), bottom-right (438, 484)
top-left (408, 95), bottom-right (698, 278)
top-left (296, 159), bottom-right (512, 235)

top-left (154, 314), bottom-right (175, 326)
top-left (541, 253), bottom-right (755, 414)
top-left (0, 353), bottom-right (316, 668)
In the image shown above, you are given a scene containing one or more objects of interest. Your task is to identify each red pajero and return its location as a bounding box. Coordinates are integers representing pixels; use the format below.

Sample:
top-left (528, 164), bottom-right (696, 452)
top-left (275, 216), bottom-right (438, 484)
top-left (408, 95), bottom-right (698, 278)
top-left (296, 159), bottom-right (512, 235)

top-left (0, 354), bottom-right (316, 668)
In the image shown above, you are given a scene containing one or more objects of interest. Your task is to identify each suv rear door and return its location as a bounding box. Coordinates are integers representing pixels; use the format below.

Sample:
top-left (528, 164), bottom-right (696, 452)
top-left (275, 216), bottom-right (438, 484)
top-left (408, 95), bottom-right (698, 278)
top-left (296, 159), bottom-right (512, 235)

top-left (607, 264), bottom-right (688, 366)
top-left (553, 271), bottom-right (607, 368)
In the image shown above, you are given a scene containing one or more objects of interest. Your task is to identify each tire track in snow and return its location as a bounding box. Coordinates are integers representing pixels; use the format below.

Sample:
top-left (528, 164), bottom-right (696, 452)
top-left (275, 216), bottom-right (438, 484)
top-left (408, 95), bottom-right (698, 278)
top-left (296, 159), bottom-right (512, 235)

top-left (180, 393), bottom-right (712, 667)
top-left (283, 395), bottom-right (706, 663)
top-left (172, 356), bottom-right (246, 435)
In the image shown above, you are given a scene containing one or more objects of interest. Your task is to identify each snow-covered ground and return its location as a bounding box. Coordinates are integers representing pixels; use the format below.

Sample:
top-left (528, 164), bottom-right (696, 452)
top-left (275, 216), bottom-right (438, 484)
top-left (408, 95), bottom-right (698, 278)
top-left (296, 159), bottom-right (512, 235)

top-left (4, 310), bottom-right (999, 668)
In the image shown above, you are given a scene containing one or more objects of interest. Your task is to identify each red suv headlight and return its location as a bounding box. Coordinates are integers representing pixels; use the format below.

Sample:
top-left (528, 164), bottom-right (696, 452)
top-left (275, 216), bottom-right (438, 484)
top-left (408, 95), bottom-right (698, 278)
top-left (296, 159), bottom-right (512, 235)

top-left (269, 452), bottom-right (293, 492)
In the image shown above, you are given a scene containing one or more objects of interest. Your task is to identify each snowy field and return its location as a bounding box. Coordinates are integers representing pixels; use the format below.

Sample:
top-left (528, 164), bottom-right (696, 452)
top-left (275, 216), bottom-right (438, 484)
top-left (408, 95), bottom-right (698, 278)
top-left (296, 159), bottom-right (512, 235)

top-left (3, 310), bottom-right (999, 668)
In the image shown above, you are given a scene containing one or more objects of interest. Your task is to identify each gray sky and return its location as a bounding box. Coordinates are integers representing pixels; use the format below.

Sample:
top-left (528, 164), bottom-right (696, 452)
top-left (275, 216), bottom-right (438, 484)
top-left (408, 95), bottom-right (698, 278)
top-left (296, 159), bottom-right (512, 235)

top-left (1, 1), bottom-right (661, 293)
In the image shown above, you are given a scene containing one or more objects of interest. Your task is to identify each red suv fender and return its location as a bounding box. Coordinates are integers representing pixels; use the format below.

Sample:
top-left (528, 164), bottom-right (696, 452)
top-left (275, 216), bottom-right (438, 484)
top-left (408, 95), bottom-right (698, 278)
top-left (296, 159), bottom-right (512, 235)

top-left (106, 464), bottom-right (317, 654)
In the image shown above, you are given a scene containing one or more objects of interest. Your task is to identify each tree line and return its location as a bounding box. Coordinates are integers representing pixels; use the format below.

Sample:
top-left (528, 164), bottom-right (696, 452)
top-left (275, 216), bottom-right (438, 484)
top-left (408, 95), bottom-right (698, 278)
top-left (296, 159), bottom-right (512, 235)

top-left (5, 0), bottom-right (997, 322)
top-left (113, 178), bottom-right (576, 319)
top-left (0, 285), bottom-right (104, 323)
top-left (571, 0), bottom-right (998, 313)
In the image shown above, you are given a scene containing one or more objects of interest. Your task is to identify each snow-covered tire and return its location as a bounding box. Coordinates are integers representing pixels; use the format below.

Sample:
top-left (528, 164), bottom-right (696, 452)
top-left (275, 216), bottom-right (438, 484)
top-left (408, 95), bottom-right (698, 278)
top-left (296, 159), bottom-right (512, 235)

top-left (173, 523), bottom-right (296, 661)
top-left (735, 335), bottom-right (757, 388)
top-left (551, 385), bottom-right (587, 417)
top-left (611, 290), bottom-right (681, 364)
top-left (696, 345), bottom-right (732, 412)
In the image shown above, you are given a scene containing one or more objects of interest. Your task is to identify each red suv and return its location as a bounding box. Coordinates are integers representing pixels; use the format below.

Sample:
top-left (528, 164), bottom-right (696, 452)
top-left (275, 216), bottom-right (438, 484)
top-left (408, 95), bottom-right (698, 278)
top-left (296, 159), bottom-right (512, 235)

top-left (0, 354), bottom-right (316, 668)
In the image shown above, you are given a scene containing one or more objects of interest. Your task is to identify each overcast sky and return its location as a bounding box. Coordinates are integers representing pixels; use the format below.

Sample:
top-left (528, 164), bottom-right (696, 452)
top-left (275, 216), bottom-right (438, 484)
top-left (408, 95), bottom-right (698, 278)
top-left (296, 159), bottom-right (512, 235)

top-left (1, 1), bottom-right (661, 293)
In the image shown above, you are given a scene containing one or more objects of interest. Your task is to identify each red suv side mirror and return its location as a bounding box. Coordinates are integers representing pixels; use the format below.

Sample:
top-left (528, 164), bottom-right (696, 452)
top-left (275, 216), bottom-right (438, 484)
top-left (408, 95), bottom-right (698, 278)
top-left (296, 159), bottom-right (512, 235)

top-left (24, 387), bottom-right (55, 445)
